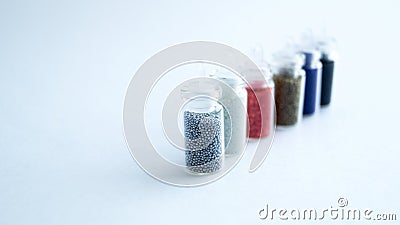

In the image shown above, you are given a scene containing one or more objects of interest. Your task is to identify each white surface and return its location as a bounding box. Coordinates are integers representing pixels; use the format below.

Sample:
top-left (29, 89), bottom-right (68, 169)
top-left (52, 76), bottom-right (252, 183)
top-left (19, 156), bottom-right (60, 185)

top-left (0, 0), bottom-right (399, 224)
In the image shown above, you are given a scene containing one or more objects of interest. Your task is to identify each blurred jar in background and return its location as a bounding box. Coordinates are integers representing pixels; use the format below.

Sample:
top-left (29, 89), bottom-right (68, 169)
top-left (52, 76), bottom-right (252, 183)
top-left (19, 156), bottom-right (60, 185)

top-left (209, 69), bottom-right (247, 156)
top-left (316, 34), bottom-right (337, 106)
top-left (301, 49), bottom-right (321, 115)
top-left (272, 51), bottom-right (306, 127)
top-left (243, 47), bottom-right (275, 138)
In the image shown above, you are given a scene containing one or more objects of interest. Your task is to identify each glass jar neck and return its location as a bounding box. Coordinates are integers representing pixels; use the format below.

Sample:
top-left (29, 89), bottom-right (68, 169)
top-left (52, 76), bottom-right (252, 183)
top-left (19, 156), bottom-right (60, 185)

top-left (321, 51), bottom-right (336, 61)
top-left (209, 72), bottom-right (245, 90)
top-left (276, 65), bottom-right (304, 77)
top-left (183, 97), bottom-right (221, 113)
top-left (303, 51), bottom-right (321, 68)
top-left (180, 79), bottom-right (222, 100)
top-left (244, 67), bottom-right (273, 87)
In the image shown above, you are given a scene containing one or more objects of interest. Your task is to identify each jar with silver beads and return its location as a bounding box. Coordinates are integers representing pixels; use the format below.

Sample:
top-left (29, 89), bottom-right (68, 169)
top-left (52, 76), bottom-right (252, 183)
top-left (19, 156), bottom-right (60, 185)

top-left (180, 79), bottom-right (224, 175)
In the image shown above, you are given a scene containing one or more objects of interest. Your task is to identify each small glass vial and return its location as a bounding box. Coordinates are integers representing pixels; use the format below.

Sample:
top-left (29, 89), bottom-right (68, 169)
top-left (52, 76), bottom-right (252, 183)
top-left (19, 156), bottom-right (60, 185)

top-left (302, 50), bottom-right (322, 115)
top-left (210, 69), bottom-right (247, 156)
top-left (318, 42), bottom-right (336, 106)
top-left (272, 52), bottom-right (306, 126)
top-left (245, 66), bottom-right (275, 138)
top-left (181, 80), bottom-right (224, 175)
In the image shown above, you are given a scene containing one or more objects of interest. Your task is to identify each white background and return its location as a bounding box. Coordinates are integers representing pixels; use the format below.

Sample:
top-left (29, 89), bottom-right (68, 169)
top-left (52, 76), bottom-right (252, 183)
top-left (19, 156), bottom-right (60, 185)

top-left (1, 0), bottom-right (399, 224)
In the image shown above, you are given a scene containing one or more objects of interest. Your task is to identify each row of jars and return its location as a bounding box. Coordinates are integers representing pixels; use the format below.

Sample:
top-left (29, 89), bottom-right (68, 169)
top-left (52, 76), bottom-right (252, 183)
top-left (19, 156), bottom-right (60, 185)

top-left (180, 47), bottom-right (335, 175)
top-left (273, 43), bottom-right (336, 125)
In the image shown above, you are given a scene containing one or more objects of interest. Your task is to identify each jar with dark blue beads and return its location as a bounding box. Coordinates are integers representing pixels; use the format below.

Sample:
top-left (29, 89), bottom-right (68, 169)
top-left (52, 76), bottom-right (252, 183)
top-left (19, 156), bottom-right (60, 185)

top-left (181, 80), bottom-right (224, 175)
top-left (318, 42), bottom-right (337, 106)
top-left (302, 50), bottom-right (322, 115)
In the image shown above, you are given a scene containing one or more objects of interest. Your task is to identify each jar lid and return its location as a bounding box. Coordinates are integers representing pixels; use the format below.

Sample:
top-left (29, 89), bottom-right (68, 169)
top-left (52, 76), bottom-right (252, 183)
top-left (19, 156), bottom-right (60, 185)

top-left (317, 39), bottom-right (337, 61)
top-left (272, 50), bottom-right (305, 76)
top-left (209, 68), bottom-right (245, 87)
top-left (302, 50), bottom-right (321, 68)
top-left (273, 50), bottom-right (305, 68)
top-left (313, 29), bottom-right (338, 61)
top-left (180, 78), bottom-right (222, 100)
top-left (242, 46), bottom-right (273, 79)
top-left (289, 30), bottom-right (321, 68)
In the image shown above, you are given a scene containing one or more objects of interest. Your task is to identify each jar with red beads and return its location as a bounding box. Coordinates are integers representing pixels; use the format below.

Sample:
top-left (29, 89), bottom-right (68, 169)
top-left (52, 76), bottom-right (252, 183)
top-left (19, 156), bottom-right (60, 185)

top-left (245, 65), bottom-right (275, 139)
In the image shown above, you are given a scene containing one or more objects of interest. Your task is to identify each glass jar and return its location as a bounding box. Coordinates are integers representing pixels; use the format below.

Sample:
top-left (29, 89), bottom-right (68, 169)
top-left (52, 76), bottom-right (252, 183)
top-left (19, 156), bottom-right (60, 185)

top-left (318, 45), bottom-right (336, 106)
top-left (302, 50), bottom-right (322, 115)
top-left (180, 79), bottom-right (224, 175)
top-left (245, 67), bottom-right (275, 138)
top-left (210, 69), bottom-right (247, 156)
top-left (272, 52), bottom-right (306, 126)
